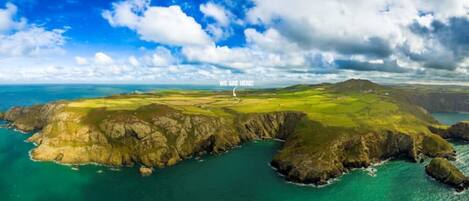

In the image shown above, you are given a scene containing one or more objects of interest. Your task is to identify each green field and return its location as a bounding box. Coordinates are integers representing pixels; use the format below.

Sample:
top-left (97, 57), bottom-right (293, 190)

top-left (61, 80), bottom-right (438, 153)
top-left (64, 81), bottom-right (434, 133)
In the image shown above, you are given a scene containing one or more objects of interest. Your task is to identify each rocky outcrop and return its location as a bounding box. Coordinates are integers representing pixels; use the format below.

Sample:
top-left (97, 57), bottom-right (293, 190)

top-left (3, 102), bottom-right (66, 132)
top-left (430, 121), bottom-right (469, 141)
top-left (271, 128), bottom-right (454, 184)
top-left (426, 157), bottom-right (469, 191)
top-left (139, 166), bottom-right (153, 176)
top-left (237, 112), bottom-right (305, 141)
top-left (443, 121), bottom-right (469, 141)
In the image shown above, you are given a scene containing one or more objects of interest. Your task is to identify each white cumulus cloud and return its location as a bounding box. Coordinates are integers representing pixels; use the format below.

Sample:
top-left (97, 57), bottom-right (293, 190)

top-left (0, 27), bottom-right (65, 57)
top-left (102, 0), bottom-right (212, 46)
top-left (200, 2), bottom-right (230, 26)
top-left (0, 3), bottom-right (66, 58)
top-left (0, 3), bottom-right (26, 33)
top-left (200, 2), bottom-right (234, 41)
top-left (94, 52), bottom-right (114, 65)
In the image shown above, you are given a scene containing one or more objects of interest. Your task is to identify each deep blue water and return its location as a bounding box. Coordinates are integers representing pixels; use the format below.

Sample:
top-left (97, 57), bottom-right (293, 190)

top-left (0, 85), bottom-right (468, 201)
top-left (0, 84), bottom-right (222, 111)
top-left (432, 112), bottom-right (469, 125)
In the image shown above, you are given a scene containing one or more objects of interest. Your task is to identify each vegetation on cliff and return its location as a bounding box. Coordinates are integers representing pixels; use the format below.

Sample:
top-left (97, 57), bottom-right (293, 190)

top-left (426, 157), bottom-right (469, 191)
top-left (1, 79), bottom-right (467, 185)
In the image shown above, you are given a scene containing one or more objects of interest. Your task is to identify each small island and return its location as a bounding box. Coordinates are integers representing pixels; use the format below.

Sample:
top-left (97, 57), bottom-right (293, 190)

top-left (426, 157), bottom-right (469, 191)
top-left (2, 79), bottom-right (469, 187)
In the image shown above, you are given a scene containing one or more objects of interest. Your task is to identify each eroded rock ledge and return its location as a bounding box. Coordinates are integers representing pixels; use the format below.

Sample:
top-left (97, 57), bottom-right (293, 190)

top-left (426, 157), bottom-right (469, 192)
top-left (0, 102), bottom-right (457, 185)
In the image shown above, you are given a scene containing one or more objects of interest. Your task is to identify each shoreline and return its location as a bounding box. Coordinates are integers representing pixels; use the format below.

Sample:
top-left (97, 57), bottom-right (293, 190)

top-left (23, 133), bottom-right (281, 173)
top-left (267, 158), bottom-right (392, 188)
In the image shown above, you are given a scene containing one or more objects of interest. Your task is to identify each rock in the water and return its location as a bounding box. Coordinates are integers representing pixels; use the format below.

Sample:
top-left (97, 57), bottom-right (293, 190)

top-left (425, 157), bottom-right (469, 191)
top-left (139, 166), bottom-right (153, 176)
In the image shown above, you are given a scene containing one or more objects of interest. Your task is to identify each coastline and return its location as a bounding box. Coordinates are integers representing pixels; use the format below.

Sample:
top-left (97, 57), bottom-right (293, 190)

top-left (268, 158), bottom-right (392, 188)
top-left (0, 81), bottom-right (468, 192)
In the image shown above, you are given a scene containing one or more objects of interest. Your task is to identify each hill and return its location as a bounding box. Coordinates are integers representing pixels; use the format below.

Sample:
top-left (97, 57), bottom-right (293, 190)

top-left (329, 78), bottom-right (385, 93)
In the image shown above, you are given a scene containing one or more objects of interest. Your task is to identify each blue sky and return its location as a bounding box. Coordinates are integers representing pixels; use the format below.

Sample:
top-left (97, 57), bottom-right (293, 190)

top-left (0, 0), bottom-right (467, 85)
top-left (11, 0), bottom-right (249, 50)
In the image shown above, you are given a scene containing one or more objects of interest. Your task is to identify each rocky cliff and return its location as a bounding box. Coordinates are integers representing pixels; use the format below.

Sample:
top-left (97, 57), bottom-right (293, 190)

top-left (3, 102), bottom-right (66, 132)
top-left (237, 112), bottom-right (305, 141)
top-left (3, 103), bottom-right (307, 169)
top-left (426, 157), bottom-right (469, 191)
top-left (1, 101), bottom-right (456, 185)
top-left (429, 121), bottom-right (469, 141)
top-left (271, 123), bottom-right (453, 184)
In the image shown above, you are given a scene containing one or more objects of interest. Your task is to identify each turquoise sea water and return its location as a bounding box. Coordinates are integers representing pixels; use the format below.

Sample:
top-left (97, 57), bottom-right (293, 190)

top-left (432, 112), bottom-right (469, 125)
top-left (0, 85), bottom-right (469, 201)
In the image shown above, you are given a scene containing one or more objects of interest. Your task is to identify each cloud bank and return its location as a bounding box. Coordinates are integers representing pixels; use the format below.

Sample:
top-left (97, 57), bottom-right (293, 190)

top-left (0, 0), bottom-right (468, 85)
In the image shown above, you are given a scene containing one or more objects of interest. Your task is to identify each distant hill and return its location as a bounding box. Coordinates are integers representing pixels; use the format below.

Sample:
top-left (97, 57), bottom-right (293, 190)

top-left (329, 79), bottom-right (386, 92)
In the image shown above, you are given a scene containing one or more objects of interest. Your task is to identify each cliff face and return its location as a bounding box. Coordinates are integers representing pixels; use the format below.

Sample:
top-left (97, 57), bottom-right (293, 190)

top-left (237, 112), bottom-right (305, 141)
top-left (28, 104), bottom-right (241, 167)
top-left (271, 127), bottom-right (453, 184)
top-left (4, 103), bottom-right (306, 169)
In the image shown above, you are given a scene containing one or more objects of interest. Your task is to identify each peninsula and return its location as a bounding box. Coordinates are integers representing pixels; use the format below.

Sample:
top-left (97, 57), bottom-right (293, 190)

top-left (2, 79), bottom-right (469, 187)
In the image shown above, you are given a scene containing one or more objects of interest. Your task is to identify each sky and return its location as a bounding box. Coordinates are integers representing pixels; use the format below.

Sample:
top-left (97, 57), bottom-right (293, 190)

top-left (0, 0), bottom-right (467, 85)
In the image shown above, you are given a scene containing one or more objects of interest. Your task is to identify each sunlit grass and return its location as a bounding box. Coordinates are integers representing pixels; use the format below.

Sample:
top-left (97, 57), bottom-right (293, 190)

top-left (37, 82), bottom-right (452, 163)
top-left (63, 87), bottom-right (426, 134)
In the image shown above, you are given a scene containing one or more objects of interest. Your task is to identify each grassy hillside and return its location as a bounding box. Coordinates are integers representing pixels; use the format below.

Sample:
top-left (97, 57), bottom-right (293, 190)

top-left (59, 79), bottom-right (445, 159)
top-left (65, 79), bottom-right (432, 133)
top-left (3, 79), bottom-right (461, 184)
